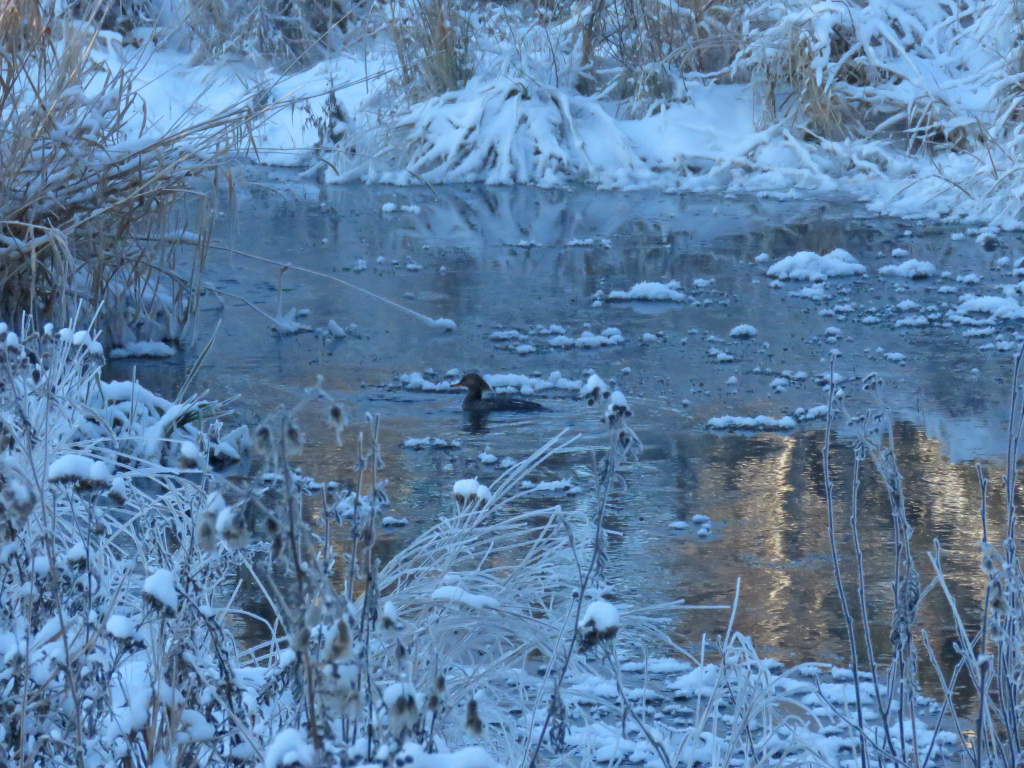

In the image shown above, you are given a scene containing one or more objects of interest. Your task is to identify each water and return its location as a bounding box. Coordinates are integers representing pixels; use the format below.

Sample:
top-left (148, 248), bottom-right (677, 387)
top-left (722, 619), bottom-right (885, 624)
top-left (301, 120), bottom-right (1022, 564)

top-left (108, 173), bottom-right (1022, 696)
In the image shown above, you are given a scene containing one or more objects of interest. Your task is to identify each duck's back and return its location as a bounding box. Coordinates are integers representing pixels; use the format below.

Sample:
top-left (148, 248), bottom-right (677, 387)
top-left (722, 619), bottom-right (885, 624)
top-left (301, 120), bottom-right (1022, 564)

top-left (464, 395), bottom-right (546, 413)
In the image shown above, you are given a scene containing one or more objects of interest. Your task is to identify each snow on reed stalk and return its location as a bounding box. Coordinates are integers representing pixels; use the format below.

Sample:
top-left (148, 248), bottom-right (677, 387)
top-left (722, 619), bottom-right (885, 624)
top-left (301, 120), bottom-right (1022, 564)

top-left (0, 0), bottom-right (263, 347)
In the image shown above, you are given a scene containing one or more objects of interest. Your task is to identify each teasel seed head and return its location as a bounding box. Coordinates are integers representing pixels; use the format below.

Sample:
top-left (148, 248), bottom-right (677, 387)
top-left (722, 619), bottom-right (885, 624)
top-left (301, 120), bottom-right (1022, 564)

top-left (197, 513), bottom-right (217, 552)
top-left (325, 618), bottom-right (351, 662)
top-left (466, 696), bottom-right (483, 736)
top-left (254, 424), bottom-right (272, 455)
top-left (284, 419), bottom-right (303, 455)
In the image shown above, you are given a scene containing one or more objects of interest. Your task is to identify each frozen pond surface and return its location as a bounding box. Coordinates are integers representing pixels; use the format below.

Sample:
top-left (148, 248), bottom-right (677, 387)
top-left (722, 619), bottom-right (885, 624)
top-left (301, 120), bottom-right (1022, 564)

top-left (109, 173), bottom-right (1024, 691)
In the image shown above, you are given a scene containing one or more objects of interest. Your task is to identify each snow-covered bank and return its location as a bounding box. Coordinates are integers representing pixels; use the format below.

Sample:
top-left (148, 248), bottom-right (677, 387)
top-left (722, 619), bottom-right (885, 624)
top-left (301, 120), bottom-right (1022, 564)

top-left (31, 0), bottom-right (1011, 233)
top-left (94, 0), bottom-right (1024, 227)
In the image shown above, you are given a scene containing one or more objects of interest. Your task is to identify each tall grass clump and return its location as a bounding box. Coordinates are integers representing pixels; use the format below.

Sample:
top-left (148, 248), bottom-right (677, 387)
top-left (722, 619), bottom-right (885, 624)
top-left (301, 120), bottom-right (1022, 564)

top-left (0, 0), bottom-right (257, 349)
top-left (386, 0), bottom-right (473, 99)
top-left (581, 0), bottom-right (746, 109)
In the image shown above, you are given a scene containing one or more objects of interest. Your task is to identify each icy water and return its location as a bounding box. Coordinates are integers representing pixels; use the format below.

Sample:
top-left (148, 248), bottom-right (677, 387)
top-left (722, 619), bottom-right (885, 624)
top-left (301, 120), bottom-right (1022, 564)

top-left (109, 173), bottom-right (1024, 695)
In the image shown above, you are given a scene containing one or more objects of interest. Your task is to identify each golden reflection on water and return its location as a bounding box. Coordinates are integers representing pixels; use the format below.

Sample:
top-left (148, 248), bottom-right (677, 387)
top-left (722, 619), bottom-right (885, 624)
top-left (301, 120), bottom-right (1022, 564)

top-left (604, 420), bottom-right (998, 707)
top-left (220, 398), bottom-right (997, 709)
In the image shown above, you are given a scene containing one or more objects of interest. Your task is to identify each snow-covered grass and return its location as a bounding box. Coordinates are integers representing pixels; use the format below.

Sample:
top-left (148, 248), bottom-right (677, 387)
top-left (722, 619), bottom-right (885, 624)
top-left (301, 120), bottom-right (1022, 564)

top-left (7, 314), bottom-right (1011, 768)
top-left (13, 0), bottom-right (1024, 259)
top-left (813, 364), bottom-right (1024, 768)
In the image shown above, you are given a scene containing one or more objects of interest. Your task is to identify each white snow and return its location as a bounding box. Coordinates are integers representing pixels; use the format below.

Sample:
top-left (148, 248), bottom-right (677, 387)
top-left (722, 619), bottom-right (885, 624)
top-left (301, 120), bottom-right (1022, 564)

top-left (404, 437), bottom-right (462, 449)
top-left (955, 295), bottom-right (1024, 321)
top-left (707, 415), bottom-right (797, 431)
top-left (895, 315), bottom-right (929, 327)
top-left (431, 586), bottom-right (500, 610)
top-left (766, 249), bottom-right (865, 281)
top-left (549, 328), bottom-right (625, 348)
top-left (452, 478), bottom-right (492, 504)
top-left (265, 729), bottom-right (316, 768)
top-left (108, 341), bottom-right (176, 359)
top-left (105, 615), bottom-right (137, 640)
top-left (580, 600), bottom-right (619, 632)
top-left (142, 569), bottom-right (177, 613)
top-left (879, 259), bottom-right (936, 279)
top-left (606, 280), bottom-right (687, 302)
top-left (47, 455), bottom-right (112, 485)
top-left (729, 324), bottom-right (758, 338)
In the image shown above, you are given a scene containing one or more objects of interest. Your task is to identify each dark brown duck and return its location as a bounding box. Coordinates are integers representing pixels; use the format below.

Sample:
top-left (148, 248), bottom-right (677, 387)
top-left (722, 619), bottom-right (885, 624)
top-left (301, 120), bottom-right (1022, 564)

top-left (456, 373), bottom-right (546, 413)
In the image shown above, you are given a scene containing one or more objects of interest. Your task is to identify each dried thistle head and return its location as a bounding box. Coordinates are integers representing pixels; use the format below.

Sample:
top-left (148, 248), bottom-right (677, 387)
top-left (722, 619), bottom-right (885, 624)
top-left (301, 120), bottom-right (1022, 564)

top-left (381, 600), bottom-right (402, 632)
top-left (291, 627), bottom-right (311, 655)
top-left (578, 600), bottom-right (619, 653)
top-left (1, 478), bottom-right (35, 529)
top-left (216, 508), bottom-right (249, 550)
top-left (254, 424), bottom-right (273, 455)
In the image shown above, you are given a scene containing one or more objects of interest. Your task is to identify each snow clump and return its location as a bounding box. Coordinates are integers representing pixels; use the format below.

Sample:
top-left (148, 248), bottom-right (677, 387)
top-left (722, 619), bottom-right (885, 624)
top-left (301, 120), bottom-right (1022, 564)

top-left (606, 280), bottom-right (687, 301)
top-left (766, 249), bottom-right (865, 281)
top-left (142, 569), bottom-right (177, 614)
top-left (729, 324), bottom-right (758, 338)
top-left (706, 415), bottom-right (798, 431)
top-left (878, 259), bottom-right (936, 279)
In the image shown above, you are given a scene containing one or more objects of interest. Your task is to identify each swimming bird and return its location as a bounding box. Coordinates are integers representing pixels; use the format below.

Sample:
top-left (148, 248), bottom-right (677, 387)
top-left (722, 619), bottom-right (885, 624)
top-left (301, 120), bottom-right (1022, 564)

top-left (456, 373), bottom-right (546, 413)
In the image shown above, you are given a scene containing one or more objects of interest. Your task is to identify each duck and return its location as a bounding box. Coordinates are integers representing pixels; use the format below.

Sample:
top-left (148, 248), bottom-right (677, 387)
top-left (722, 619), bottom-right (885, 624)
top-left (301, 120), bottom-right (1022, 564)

top-left (456, 373), bottom-right (546, 413)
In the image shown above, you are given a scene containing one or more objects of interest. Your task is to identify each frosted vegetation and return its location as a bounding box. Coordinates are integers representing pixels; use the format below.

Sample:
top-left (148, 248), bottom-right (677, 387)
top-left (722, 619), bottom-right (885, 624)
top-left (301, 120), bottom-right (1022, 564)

top-left (6, 0), bottom-right (1024, 766)
top-left (1, 309), bottom-right (1023, 768)
top-left (3, 314), bottom-right (1021, 768)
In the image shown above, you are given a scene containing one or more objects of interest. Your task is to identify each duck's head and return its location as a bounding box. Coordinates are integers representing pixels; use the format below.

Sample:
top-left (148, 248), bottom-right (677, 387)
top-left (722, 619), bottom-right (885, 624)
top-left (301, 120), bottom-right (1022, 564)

top-left (456, 373), bottom-right (491, 392)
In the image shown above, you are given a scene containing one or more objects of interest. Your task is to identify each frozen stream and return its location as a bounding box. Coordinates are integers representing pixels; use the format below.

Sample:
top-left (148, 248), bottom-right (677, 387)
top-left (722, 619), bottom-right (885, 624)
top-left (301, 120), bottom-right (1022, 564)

top-left (109, 173), bottom-right (1024, 699)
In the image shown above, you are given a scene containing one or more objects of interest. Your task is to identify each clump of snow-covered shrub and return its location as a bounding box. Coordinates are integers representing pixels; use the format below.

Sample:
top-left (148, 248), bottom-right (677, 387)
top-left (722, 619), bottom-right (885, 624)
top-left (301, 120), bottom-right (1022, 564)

top-left (1, 2), bottom-right (256, 347)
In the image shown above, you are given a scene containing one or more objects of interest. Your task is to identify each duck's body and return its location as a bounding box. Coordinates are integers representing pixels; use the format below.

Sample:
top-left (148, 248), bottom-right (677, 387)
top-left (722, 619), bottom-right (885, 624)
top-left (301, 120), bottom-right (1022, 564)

top-left (456, 373), bottom-right (546, 413)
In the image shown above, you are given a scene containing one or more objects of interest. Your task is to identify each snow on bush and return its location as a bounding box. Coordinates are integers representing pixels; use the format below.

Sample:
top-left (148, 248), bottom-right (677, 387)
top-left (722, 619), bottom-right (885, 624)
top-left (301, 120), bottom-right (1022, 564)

top-left (142, 569), bottom-right (178, 614)
top-left (264, 729), bottom-right (316, 768)
top-left (365, 79), bottom-right (650, 187)
top-left (766, 249), bottom-right (865, 281)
